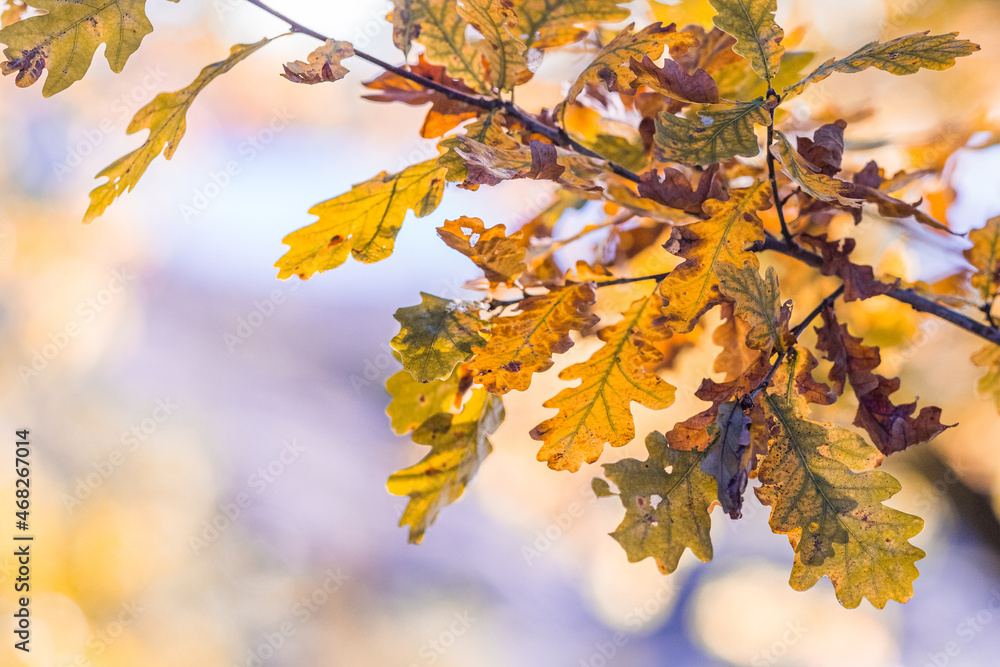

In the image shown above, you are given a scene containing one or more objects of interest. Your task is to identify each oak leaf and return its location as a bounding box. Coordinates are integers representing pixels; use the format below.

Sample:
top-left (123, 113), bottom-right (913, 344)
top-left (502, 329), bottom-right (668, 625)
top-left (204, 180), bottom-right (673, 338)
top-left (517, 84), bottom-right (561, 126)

top-left (601, 431), bottom-right (716, 573)
top-left (0, 0), bottom-right (164, 96)
top-left (437, 217), bottom-right (526, 286)
top-left (700, 401), bottom-right (752, 519)
top-left (815, 307), bottom-right (950, 454)
top-left (276, 159), bottom-right (446, 279)
top-left (390, 0), bottom-right (489, 91)
top-left (458, 0), bottom-right (530, 90)
top-left (799, 234), bottom-right (899, 302)
top-left (566, 22), bottom-right (694, 103)
top-left (388, 389), bottom-right (504, 543)
top-left (392, 293), bottom-right (487, 383)
top-left (965, 216), bottom-right (1000, 305)
top-left (637, 164), bottom-right (725, 215)
top-left (86, 39), bottom-right (272, 224)
top-left (757, 392), bottom-right (925, 609)
top-left (655, 99), bottom-right (770, 166)
top-left (658, 181), bottom-right (770, 334)
top-left (709, 0), bottom-right (784, 84)
top-left (629, 54), bottom-right (720, 104)
top-left (531, 284), bottom-right (676, 471)
top-left (716, 262), bottom-right (791, 353)
top-left (785, 31), bottom-right (980, 98)
top-left (470, 283), bottom-right (598, 393)
top-left (770, 130), bottom-right (862, 207)
top-left (797, 119), bottom-right (846, 176)
top-left (386, 369), bottom-right (466, 434)
top-left (712, 302), bottom-right (759, 382)
top-left (515, 0), bottom-right (629, 51)
top-left (281, 39), bottom-right (354, 85)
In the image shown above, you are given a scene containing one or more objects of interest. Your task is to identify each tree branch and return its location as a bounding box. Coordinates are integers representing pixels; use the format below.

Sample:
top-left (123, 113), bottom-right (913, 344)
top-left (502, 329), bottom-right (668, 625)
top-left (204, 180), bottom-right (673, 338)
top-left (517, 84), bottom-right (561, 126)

top-left (757, 233), bottom-right (1000, 347)
top-left (488, 270), bottom-right (669, 309)
top-left (765, 92), bottom-right (794, 247)
top-left (243, 0), bottom-right (642, 183)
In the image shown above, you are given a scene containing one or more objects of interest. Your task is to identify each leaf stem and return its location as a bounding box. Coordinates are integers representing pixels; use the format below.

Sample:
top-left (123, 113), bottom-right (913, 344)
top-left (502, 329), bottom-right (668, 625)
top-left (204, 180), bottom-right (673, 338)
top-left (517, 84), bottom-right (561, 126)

top-left (242, 0), bottom-right (642, 183)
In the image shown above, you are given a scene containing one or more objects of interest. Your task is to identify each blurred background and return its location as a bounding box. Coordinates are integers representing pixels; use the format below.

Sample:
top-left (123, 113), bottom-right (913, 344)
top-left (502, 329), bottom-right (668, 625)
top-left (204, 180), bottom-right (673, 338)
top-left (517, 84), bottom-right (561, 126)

top-left (0, 0), bottom-right (999, 665)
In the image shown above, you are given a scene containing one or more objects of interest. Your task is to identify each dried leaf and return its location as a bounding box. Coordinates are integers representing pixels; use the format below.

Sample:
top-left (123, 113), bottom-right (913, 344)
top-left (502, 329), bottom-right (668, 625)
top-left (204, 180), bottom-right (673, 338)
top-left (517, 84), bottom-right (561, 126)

top-left (601, 431), bottom-right (716, 573)
top-left (629, 54), bottom-right (720, 103)
top-left (392, 293), bottom-right (488, 382)
top-left (799, 234), bottom-right (899, 302)
top-left (388, 390), bottom-right (504, 543)
top-left (770, 130), bottom-right (862, 207)
top-left (712, 303), bottom-right (759, 382)
top-left (797, 119), bottom-right (846, 176)
top-left (637, 164), bottom-right (726, 215)
top-left (701, 401), bottom-right (752, 518)
top-left (281, 39), bottom-right (354, 85)
top-left (437, 217), bottom-right (526, 286)
top-left (276, 159), bottom-right (446, 279)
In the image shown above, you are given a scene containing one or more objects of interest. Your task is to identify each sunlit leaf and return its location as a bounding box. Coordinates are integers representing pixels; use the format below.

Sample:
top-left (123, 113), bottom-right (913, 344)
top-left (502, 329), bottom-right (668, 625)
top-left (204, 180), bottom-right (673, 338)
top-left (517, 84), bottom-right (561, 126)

top-left (386, 369), bottom-right (465, 434)
top-left (281, 39), bottom-right (354, 85)
top-left (276, 159), bottom-right (446, 279)
top-left (757, 392), bottom-right (925, 609)
top-left (770, 130), bottom-right (862, 207)
top-left (965, 216), bottom-right (1000, 305)
top-left (388, 390), bottom-right (504, 543)
top-left (392, 293), bottom-right (488, 383)
top-left (390, 0), bottom-right (488, 91)
top-left (601, 431), bottom-right (716, 573)
top-left (655, 99), bottom-right (770, 166)
top-left (516, 0), bottom-right (629, 50)
top-left (471, 283), bottom-right (598, 393)
top-left (708, 0), bottom-right (784, 84)
top-left (716, 262), bottom-right (790, 353)
top-left (86, 39), bottom-right (273, 224)
top-left (458, 0), bottom-right (529, 90)
top-left (438, 216), bottom-right (527, 286)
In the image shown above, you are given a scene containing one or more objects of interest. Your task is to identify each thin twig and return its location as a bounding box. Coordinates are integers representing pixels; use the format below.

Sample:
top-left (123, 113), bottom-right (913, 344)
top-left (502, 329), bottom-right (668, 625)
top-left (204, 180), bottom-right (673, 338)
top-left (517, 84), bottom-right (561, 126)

top-left (765, 89), bottom-right (794, 246)
top-left (488, 270), bottom-right (669, 309)
top-left (757, 233), bottom-right (1000, 347)
top-left (243, 0), bottom-right (642, 183)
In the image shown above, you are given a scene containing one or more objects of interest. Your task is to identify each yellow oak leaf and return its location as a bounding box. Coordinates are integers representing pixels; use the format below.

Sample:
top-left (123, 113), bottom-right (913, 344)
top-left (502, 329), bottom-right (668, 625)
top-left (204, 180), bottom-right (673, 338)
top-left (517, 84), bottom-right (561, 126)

top-left (566, 22), bottom-right (695, 103)
top-left (280, 39), bottom-right (354, 85)
top-left (531, 283), bottom-right (676, 471)
top-left (392, 293), bottom-right (487, 383)
top-left (386, 369), bottom-right (466, 435)
top-left (965, 216), bottom-right (1000, 305)
top-left (0, 0), bottom-right (166, 96)
top-left (757, 392), bottom-right (925, 609)
top-left (437, 217), bottom-right (527, 286)
top-left (515, 0), bottom-right (629, 51)
top-left (276, 159), bottom-right (446, 279)
top-left (658, 180), bottom-right (769, 334)
top-left (709, 0), bottom-right (784, 84)
top-left (388, 389), bottom-right (504, 543)
top-left (649, 0), bottom-right (715, 28)
top-left (655, 99), bottom-right (770, 166)
top-left (389, 0), bottom-right (489, 92)
top-left (85, 39), bottom-right (273, 224)
top-left (770, 130), bottom-right (863, 207)
top-left (1, 0), bottom-right (27, 28)
top-left (458, 0), bottom-right (529, 90)
top-left (784, 31), bottom-right (980, 98)
top-left (601, 431), bottom-right (716, 573)
top-left (470, 283), bottom-right (598, 393)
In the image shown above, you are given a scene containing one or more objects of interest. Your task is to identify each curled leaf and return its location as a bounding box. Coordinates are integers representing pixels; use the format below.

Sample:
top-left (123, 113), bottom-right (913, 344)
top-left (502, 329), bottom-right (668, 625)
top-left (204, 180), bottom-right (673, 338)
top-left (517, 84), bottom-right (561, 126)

top-left (281, 39), bottom-right (354, 85)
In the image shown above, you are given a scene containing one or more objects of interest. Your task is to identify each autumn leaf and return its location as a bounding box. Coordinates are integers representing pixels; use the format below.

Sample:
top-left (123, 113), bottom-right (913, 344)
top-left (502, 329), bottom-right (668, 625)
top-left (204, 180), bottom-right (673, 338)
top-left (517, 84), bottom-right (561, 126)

top-left (455, 135), bottom-right (605, 193)
top-left (771, 345), bottom-right (836, 408)
top-left (658, 180), bottom-right (770, 334)
top-left (565, 22), bottom-right (695, 103)
top-left (392, 293), bottom-right (487, 383)
top-left (973, 344), bottom-right (1000, 415)
top-left (799, 234), bottom-right (899, 302)
top-left (700, 401), bottom-right (751, 519)
top-left (716, 262), bottom-right (791, 353)
top-left (784, 31), bottom-right (980, 98)
top-left (531, 284), bottom-right (676, 471)
top-left (1, 0), bottom-right (27, 28)
top-left (757, 392), bottom-right (925, 609)
top-left (437, 217), bottom-right (527, 286)
top-left (458, 0), bottom-right (529, 90)
top-left (797, 119), bottom-right (846, 176)
top-left (386, 368), bottom-right (466, 434)
top-left (436, 112), bottom-right (507, 184)
top-left (85, 39), bottom-right (273, 224)
top-left (281, 39), bottom-right (354, 85)
top-left (363, 55), bottom-right (481, 138)
top-left (709, 0), bottom-right (785, 84)
top-left (390, 0), bottom-right (488, 91)
top-left (0, 0), bottom-right (163, 96)
top-left (637, 164), bottom-right (726, 215)
top-left (470, 283), bottom-right (598, 393)
top-left (388, 389), bottom-right (504, 543)
top-left (276, 159), bottom-right (446, 279)
top-left (601, 431), bottom-right (716, 573)
top-left (815, 307), bottom-right (950, 455)
top-left (712, 302), bottom-right (759, 381)
top-left (965, 216), bottom-right (1000, 306)
top-left (629, 54), bottom-right (720, 104)
top-left (770, 130), bottom-right (862, 207)
top-left (649, 0), bottom-right (716, 28)
top-left (515, 0), bottom-right (629, 51)
top-left (655, 99), bottom-right (770, 166)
